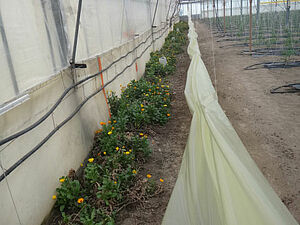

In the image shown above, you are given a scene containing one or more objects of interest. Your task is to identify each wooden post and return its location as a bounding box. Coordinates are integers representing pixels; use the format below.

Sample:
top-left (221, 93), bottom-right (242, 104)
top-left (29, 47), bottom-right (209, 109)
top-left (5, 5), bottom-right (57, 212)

top-left (249, 0), bottom-right (253, 52)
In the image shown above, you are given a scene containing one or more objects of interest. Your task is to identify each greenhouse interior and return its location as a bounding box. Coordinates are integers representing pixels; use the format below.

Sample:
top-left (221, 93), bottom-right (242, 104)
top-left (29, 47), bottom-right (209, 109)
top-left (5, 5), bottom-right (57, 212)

top-left (0, 0), bottom-right (299, 224)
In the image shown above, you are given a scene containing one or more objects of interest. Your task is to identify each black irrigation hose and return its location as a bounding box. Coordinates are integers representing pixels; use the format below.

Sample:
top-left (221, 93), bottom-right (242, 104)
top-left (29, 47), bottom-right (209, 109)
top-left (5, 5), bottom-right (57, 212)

top-left (0, 23), bottom-right (172, 182)
top-left (270, 83), bottom-right (300, 94)
top-left (241, 48), bottom-right (300, 56)
top-left (244, 61), bottom-right (300, 70)
top-left (0, 24), bottom-right (168, 148)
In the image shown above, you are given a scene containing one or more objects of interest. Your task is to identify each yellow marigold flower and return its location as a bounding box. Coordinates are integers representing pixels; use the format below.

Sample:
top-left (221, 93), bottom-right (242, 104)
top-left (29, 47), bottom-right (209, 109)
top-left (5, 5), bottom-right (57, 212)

top-left (88, 158), bottom-right (94, 163)
top-left (160, 178), bottom-right (164, 183)
top-left (59, 178), bottom-right (65, 183)
top-left (52, 195), bottom-right (57, 200)
top-left (147, 174), bottom-right (152, 178)
top-left (114, 181), bottom-right (117, 184)
top-left (141, 108), bottom-right (145, 112)
top-left (126, 95), bottom-right (129, 98)
top-left (163, 98), bottom-right (167, 101)
top-left (108, 131), bottom-right (112, 135)
top-left (103, 152), bottom-right (107, 155)
top-left (129, 149), bottom-right (132, 152)
top-left (145, 94), bottom-right (149, 97)
top-left (159, 79), bottom-right (162, 82)
top-left (144, 135), bottom-right (148, 139)
top-left (108, 121), bottom-right (111, 124)
top-left (161, 85), bottom-right (165, 88)
top-left (77, 198), bottom-right (84, 204)
top-left (167, 113), bottom-right (171, 117)
top-left (116, 147), bottom-right (119, 151)
top-left (140, 104), bottom-right (144, 107)
top-left (125, 151), bottom-right (130, 155)
top-left (80, 163), bottom-right (83, 167)
top-left (166, 85), bottom-right (169, 88)
top-left (113, 120), bottom-right (117, 123)
top-left (100, 122), bottom-right (106, 126)
top-left (122, 145), bottom-right (125, 148)
top-left (156, 87), bottom-right (159, 89)
top-left (139, 133), bottom-right (144, 136)
top-left (132, 170), bottom-right (137, 174)
top-left (163, 104), bottom-right (167, 107)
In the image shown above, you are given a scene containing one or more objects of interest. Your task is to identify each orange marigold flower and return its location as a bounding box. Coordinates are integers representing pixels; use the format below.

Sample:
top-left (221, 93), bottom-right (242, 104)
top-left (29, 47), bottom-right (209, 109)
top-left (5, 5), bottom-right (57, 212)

top-left (141, 108), bottom-right (145, 112)
top-left (160, 178), bottom-right (164, 183)
top-left (132, 170), bottom-right (137, 174)
top-left (108, 121), bottom-right (111, 124)
top-left (167, 113), bottom-right (171, 117)
top-left (59, 178), bottom-right (65, 183)
top-left (100, 122), bottom-right (106, 126)
top-left (111, 127), bottom-right (115, 130)
top-left (147, 174), bottom-right (152, 178)
top-left (77, 198), bottom-right (84, 204)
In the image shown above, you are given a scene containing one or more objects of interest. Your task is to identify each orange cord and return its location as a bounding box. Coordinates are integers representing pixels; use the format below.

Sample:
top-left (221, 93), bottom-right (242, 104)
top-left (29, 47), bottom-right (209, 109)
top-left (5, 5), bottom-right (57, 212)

top-left (97, 57), bottom-right (111, 118)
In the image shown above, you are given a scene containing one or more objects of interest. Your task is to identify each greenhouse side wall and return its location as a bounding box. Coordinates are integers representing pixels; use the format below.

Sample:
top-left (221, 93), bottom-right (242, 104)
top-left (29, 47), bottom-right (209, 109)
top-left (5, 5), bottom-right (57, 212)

top-left (0, 13), bottom-right (179, 225)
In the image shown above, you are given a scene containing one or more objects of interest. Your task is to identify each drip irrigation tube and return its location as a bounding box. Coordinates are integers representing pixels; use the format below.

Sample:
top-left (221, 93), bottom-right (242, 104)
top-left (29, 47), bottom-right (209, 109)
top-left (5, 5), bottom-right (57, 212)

top-left (270, 83), bottom-right (300, 94)
top-left (241, 48), bottom-right (300, 56)
top-left (0, 24), bottom-right (169, 148)
top-left (245, 61), bottom-right (300, 70)
top-left (0, 23), bottom-right (172, 182)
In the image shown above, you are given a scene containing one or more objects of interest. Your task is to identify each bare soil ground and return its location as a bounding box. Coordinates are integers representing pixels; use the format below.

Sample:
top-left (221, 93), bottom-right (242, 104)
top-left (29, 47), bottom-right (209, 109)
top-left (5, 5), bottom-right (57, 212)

top-left (195, 21), bottom-right (300, 222)
top-left (117, 47), bottom-right (192, 224)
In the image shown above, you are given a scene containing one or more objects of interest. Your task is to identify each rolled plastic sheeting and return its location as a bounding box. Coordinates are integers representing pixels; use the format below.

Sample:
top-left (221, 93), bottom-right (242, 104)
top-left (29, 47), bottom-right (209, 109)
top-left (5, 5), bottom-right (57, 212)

top-left (162, 14), bottom-right (298, 225)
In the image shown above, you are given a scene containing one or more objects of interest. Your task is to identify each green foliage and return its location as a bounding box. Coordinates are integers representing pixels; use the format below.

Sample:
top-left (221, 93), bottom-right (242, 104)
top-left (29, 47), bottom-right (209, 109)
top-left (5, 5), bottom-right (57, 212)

top-left (53, 21), bottom-right (188, 225)
top-left (55, 177), bottom-right (82, 212)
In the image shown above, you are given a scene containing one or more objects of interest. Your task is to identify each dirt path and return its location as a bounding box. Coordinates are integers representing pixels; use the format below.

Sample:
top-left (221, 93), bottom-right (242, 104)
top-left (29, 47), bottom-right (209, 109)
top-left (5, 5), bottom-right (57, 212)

top-left (117, 46), bottom-right (192, 224)
top-left (195, 21), bottom-right (300, 222)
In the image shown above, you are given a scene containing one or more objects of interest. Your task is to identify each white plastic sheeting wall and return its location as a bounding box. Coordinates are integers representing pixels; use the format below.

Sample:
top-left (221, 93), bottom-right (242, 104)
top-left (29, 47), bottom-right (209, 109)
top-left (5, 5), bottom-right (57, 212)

top-left (0, 0), bottom-right (175, 106)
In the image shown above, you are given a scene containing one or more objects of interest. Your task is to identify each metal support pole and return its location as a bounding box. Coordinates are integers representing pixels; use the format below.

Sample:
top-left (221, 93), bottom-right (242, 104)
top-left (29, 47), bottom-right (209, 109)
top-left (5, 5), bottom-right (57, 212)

top-left (249, 0), bottom-right (253, 53)
top-left (286, 0), bottom-right (290, 27)
top-left (0, 13), bottom-right (19, 95)
top-left (207, 0), bottom-right (209, 18)
top-left (151, 0), bottom-right (159, 50)
top-left (213, 0), bottom-right (216, 22)
top-left (223, 0), bottom-right (226, 33)
top-left (70, 0), bottom-right (83, 69)
top-left (256, 0), bottom-right (260, 24)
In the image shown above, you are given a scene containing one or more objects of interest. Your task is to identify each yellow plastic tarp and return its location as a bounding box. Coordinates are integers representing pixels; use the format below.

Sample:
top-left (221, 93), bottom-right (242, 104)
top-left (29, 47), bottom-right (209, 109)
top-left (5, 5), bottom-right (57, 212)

top-left (162, 14), bottom-right (298, 225)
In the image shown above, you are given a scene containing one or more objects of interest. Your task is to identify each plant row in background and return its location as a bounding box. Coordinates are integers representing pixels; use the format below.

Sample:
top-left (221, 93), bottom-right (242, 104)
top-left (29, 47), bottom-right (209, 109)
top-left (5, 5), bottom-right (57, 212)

top-left (50, 21), bottom-right (189, 225)
top-left (208, 10), bottom-right (300, 60)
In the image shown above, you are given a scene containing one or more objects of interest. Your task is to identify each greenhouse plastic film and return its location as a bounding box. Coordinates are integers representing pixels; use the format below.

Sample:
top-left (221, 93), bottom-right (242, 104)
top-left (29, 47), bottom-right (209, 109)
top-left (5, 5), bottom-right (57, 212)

top-left (162, 14), bottom-right (298, 225)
